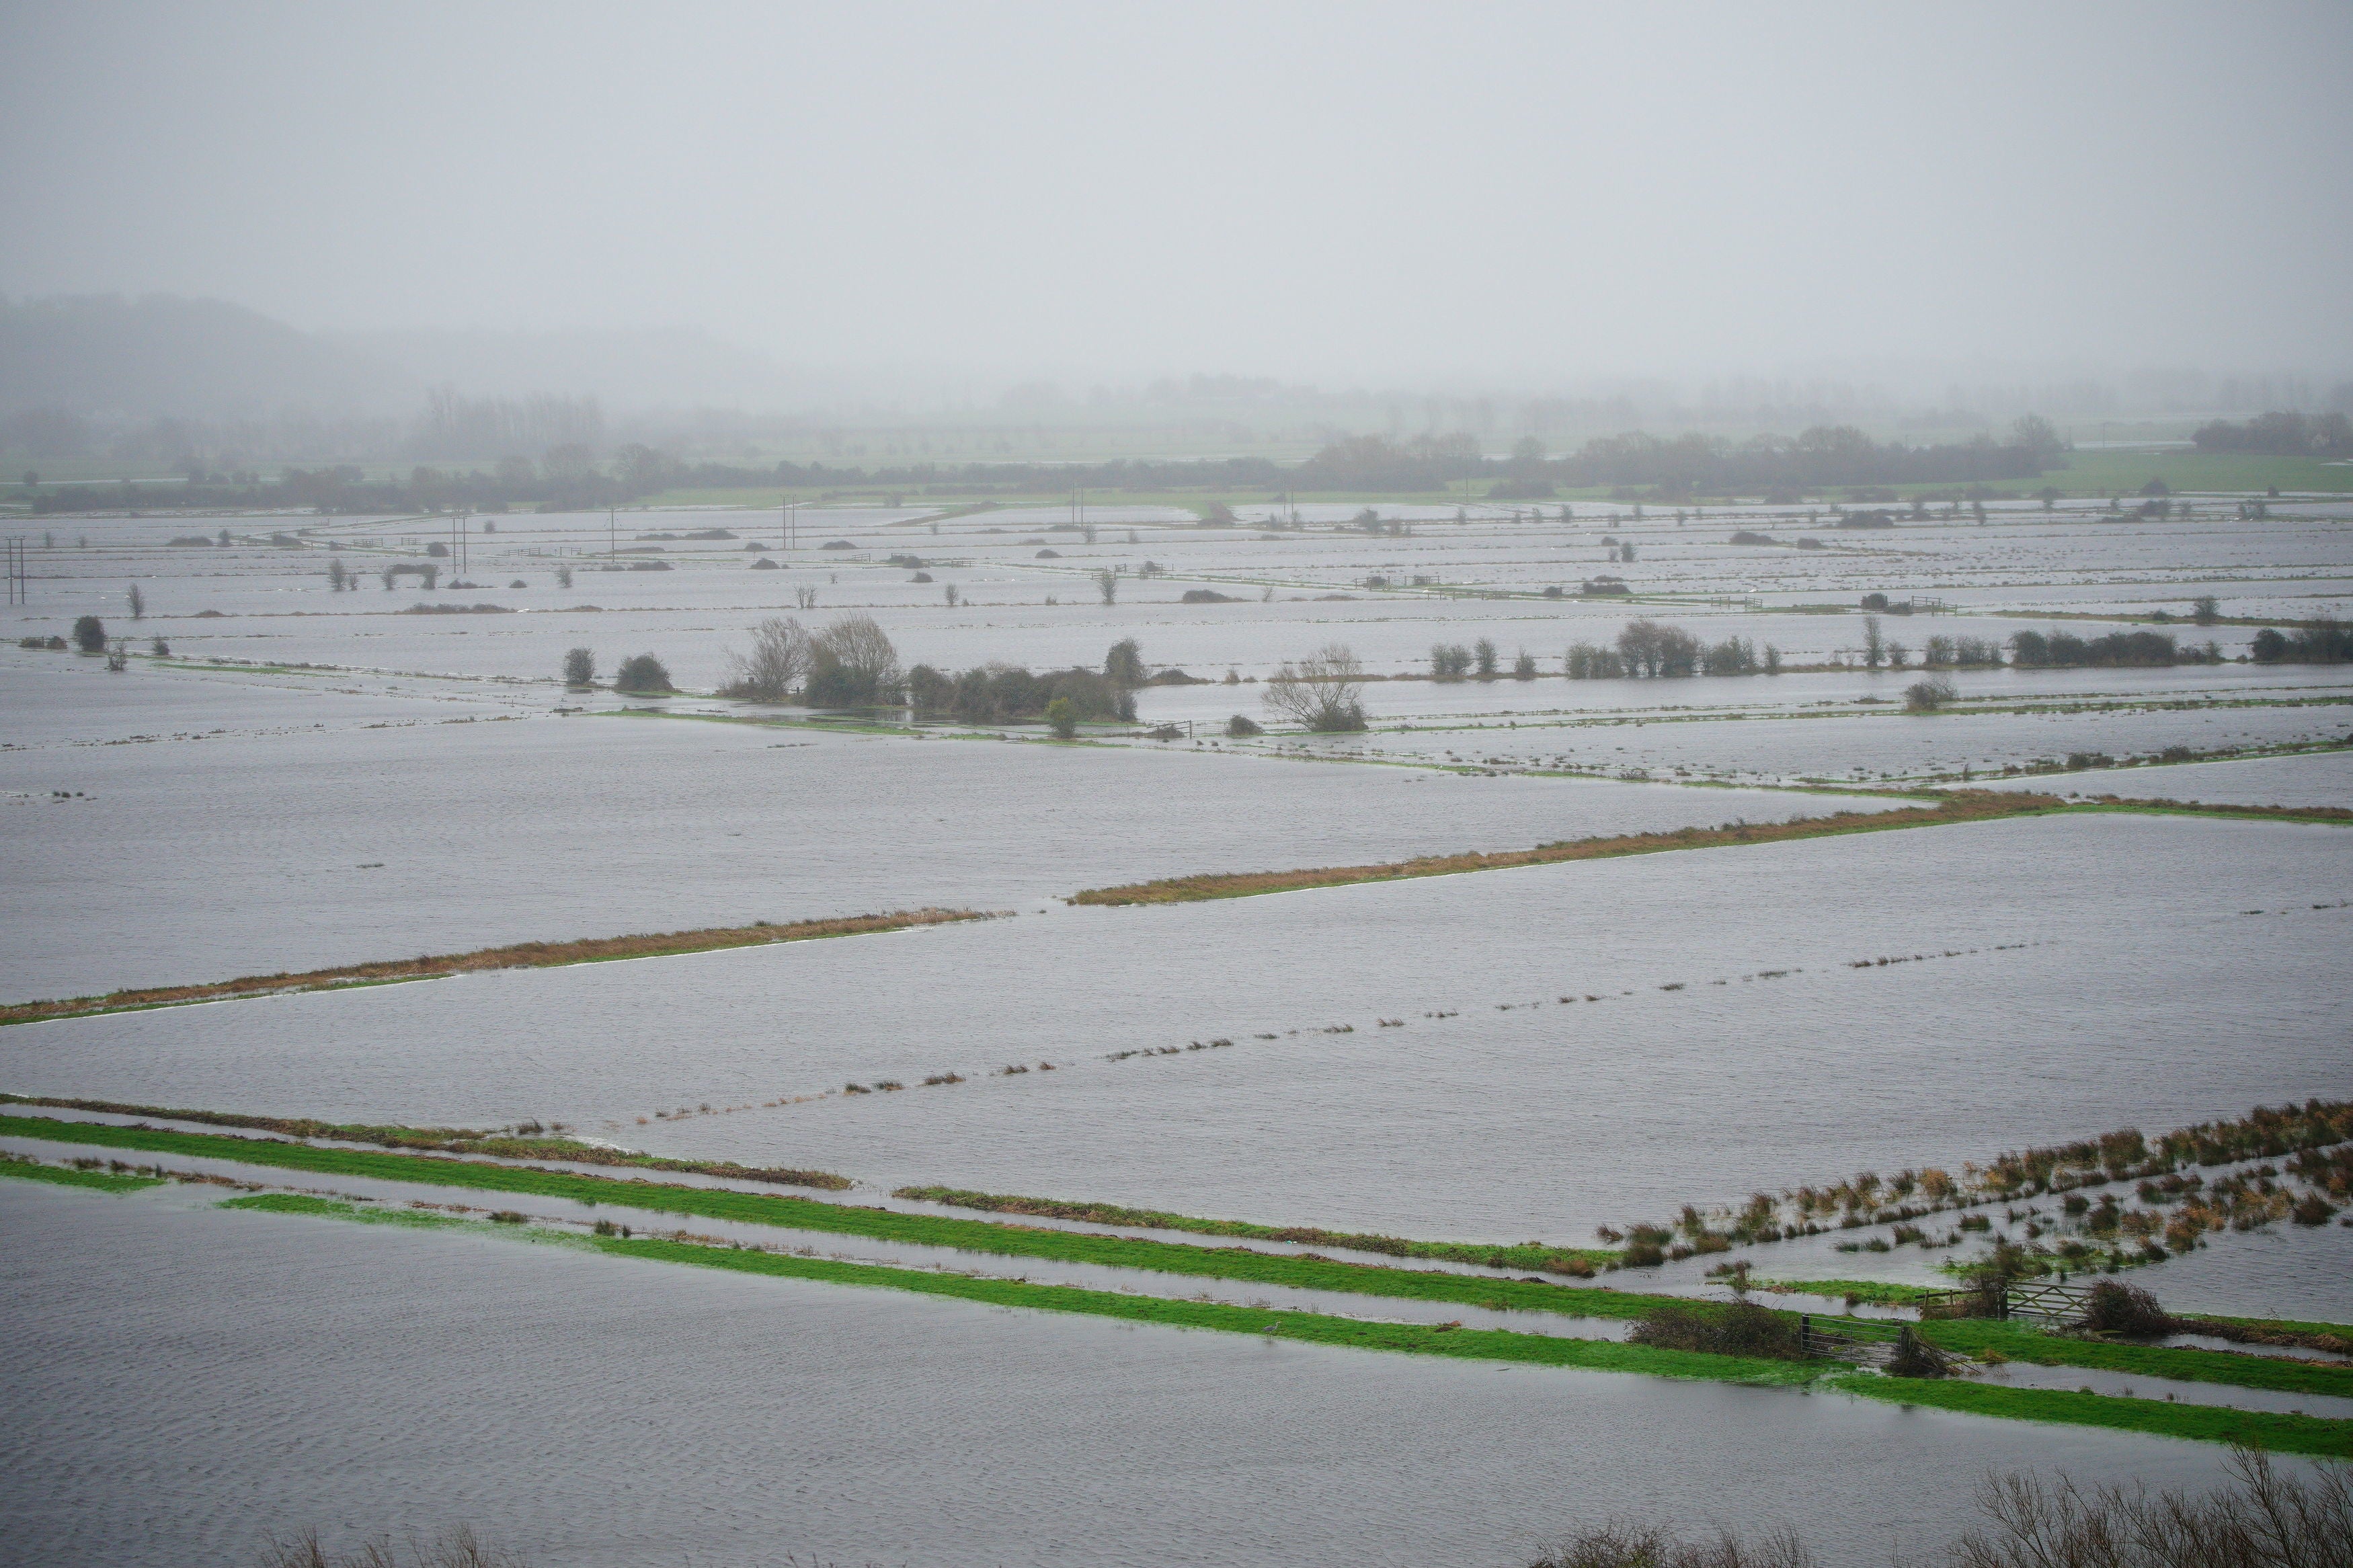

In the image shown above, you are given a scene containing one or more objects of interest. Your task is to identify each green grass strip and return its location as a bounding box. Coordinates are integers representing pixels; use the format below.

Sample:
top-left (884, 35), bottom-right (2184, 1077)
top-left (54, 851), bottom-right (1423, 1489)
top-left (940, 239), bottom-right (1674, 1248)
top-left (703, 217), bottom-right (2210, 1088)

top-left (0, 1153), bottom-right (163, 1195)
top-left (0, 1113), bottom-right (1673, 1321)
top-left (1829, 1374), bottom-right (2353, 1458)
top-left (1, 1093), bottom-right (850, 1191)
top-left (892, 1184), bottom-right (1616, 1273)
top-left (218, 1192), bottom-right (477, 1230)
top-left (2175, 1313), bottom-right (2353, 1341)
top-left (214, 1192), bottom-right (1821, 1388)
top-left (1916, 1319), bottom-right (2353, 1401)
top-left (19, 1115), bottom-right (2346, 1405)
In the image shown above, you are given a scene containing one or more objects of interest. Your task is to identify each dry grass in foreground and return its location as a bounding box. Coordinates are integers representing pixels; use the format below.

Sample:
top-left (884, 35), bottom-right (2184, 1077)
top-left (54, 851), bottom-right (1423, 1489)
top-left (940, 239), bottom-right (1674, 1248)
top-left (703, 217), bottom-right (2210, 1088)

top-left (1070, 791), bottom-right (2063, 906)
top-left (1530, 1448), bottom-right (2348, 1568)
top-left (0, 908), bottom-right (987, 1028)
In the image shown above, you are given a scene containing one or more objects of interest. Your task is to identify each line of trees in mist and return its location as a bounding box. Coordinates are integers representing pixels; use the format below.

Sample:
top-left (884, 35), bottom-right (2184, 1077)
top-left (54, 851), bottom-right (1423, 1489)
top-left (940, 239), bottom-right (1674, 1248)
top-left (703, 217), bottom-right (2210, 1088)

top-left (2191, 411), bottom-right (2353, 457)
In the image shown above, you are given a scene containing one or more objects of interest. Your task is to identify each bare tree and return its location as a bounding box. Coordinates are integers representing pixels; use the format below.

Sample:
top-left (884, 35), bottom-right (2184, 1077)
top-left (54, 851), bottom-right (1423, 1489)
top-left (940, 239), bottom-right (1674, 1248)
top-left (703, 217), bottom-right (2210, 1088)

top-left (555, 564), bottom-right (573, 589)
top-left (1263, 643), bottom-right (1369, 732)
top-left (127, 583), bottom-right (145, 619)
top-left (1862, 614), bottom-right (1886, 669)
top-left (721, 616), bottom-right (809, 702)
top-left (1094, 567), bottom-right (1118, 606)
top-left (943, 583), bottom-right (959, 608)
top-left (795, 584), bottom-right (820, 610)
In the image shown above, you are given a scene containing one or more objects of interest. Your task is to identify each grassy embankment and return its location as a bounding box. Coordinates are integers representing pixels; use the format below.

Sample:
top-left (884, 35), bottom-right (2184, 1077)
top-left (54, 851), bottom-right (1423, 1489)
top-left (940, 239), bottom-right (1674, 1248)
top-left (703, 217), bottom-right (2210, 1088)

top-left (196, 1194), bottom-right (1872, 1391)
top-left (0, 1094), bottom-right (850, 1190)
top-left (212, 1192), bottom-right (2353, 1455)
top-left (12, 1116), bottom-right (2346, 1409)
top-left (891, 1185), bottom-right (1616, 1272)
top-left (0, 1113), bottom-right (1635, 1315)
top-left (1070, 792), bottom-right (2064, 906)
top-left (0, 908), bottom-right (986, 1030)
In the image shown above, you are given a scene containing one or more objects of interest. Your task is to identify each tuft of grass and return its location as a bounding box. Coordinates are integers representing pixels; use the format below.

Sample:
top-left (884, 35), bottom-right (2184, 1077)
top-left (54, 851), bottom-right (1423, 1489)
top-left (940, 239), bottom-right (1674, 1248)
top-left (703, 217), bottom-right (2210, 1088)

top-left (0, 908), bottom-right (990, 1028)
top-left (0, 1151), bottom-right (164, 1194)
top-left (1067, 792), bottom-right (2063, 905)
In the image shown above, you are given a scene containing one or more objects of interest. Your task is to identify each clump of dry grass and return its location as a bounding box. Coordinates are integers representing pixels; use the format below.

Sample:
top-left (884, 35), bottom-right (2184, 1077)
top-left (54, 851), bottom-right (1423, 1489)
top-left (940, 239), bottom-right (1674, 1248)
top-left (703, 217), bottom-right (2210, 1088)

top-left (260, 1524), bottom-right (526, 1568)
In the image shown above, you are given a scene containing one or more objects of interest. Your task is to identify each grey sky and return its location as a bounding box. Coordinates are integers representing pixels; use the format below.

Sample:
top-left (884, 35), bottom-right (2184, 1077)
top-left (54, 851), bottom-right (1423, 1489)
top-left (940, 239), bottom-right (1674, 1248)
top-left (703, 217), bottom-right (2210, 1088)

top-left (4, 0), bottom-right (2348, 384)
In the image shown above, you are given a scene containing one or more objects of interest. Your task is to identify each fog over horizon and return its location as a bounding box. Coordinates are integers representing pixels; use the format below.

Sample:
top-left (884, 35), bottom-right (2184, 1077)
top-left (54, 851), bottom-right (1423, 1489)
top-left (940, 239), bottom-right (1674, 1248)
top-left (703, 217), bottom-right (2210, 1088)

top-left (5, 0), bottom-right (2350, 402)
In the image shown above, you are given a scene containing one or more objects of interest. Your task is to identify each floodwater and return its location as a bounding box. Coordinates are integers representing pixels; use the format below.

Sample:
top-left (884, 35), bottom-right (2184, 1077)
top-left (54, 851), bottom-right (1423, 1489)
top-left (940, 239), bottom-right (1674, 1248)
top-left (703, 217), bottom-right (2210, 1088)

top-left (0, 1180), bottom-right (2267, 1568)
top-left (6, 813), bottom-right (2344, 1274)
top-left (4, 495), bottom-right (2350, 1565)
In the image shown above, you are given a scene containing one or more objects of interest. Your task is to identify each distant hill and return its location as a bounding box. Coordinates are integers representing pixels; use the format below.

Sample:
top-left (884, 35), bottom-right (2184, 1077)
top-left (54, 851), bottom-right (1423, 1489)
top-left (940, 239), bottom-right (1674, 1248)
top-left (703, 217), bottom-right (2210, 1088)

top-left (335, 325), bottom-right (805, 410)
top-left (0, 294), bottom-right (415, 417)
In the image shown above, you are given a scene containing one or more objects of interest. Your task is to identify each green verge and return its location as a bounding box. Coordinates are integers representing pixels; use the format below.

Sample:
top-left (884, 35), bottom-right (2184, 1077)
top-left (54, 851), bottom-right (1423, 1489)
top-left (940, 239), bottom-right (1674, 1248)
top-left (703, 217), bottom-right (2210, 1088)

top-left (891, 1184), bottom-right (1617, 1273)
top-left (0, 1113), bottom-right (1658, 1320)
top-left (16, 1116), bottom-right (2346, 1404)
top-left (215, 1194), bottom-right (1820, 1388)
top-left (0, 1093), bottom-right (850, 1191)
top-left (218, 1192), bottom-right (479, 1230)
top-left (2176, 1313), bottom-right (2353, 1341)
top-left (1915, 1320), bottom-right (2353, 1401)
top-left (1829, 1374), bottom-right (2353, 1459)
top-left (0, 1153), bottom-right (163, 1195)
top-left (212, 1194), bottom-right (2353, 1453)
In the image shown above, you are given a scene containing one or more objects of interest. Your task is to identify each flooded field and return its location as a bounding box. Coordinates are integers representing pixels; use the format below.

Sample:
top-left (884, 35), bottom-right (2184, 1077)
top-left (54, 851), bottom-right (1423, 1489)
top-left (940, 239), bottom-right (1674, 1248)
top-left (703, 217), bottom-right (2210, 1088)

top-left (0, 1178), bottom-right (2268, 1568)
top-left (4, 493), bottom-right (2349, 1566)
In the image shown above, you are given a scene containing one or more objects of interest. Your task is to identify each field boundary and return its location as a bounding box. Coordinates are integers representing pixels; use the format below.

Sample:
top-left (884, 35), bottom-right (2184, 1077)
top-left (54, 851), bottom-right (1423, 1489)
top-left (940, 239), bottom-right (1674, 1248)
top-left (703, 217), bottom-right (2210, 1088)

top-left (0, 907), bottom-right (989, 1028)
top-left (1068, 792), bottom-right (2064, 906)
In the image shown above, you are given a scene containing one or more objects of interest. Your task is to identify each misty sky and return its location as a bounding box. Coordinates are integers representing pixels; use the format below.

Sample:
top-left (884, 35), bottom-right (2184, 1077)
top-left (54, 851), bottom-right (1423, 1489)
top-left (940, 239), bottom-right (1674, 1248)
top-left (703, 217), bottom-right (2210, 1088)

top-left (4, 0), bottom-right (2349, 384)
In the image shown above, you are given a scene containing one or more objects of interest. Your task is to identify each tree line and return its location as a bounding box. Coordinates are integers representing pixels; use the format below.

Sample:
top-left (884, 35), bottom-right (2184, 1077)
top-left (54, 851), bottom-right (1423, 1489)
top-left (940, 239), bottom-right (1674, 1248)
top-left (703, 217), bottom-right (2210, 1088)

top-left (2190, 411), bottom-right (2353, 457)
top-left (22, 415), bottom-right (2077, 515)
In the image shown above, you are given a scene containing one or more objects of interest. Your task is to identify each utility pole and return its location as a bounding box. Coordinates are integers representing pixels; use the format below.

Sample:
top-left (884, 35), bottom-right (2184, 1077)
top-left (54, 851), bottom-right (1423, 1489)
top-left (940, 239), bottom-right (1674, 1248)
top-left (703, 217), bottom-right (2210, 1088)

top-left (608, 507), bottom-right (616, 560)
top-left (4, 536), bottom-right (26, 605)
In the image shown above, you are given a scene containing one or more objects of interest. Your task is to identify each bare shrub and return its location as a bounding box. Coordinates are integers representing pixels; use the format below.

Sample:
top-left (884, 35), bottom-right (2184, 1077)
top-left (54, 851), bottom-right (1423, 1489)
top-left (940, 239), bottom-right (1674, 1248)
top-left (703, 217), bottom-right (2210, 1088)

top-left (721, 616), bottom-right (809, 702)
top-left (2079, 1279), bottom-right (2171, 1337)
top-left (1263, 642), bottom-right (1368, 732)
top-left (1953, 1449), bottom-right (2352, 1568)
top-left (1529, 1452), bottom-right (2350, 1568)
top-left (1529, 1522), bottom-right (1816, 1568)
top-left (1625, 1301), bottom-right (1801, 1360)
